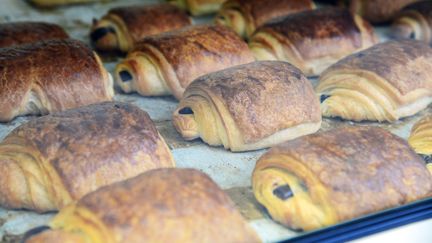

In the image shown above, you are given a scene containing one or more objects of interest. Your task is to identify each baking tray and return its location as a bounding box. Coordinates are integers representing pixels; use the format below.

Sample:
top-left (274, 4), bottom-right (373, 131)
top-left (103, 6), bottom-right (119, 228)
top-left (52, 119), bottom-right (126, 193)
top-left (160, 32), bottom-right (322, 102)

top-left (0, 0), bottom-right (431, 242)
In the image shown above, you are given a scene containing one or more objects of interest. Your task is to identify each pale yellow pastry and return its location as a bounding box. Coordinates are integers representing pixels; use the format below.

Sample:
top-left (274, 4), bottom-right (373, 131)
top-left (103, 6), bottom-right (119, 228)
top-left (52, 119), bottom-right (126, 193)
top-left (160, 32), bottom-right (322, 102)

top-left (168, 0), bottom-right (227, 16)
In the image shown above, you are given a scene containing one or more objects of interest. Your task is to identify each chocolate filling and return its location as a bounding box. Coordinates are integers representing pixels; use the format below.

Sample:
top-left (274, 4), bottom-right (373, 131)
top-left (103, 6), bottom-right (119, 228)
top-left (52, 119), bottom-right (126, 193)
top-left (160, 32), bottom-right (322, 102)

top-left (273, 184), bottom-right (294, 200)
top-left (90, 26), bottom-right (116, 42)
top-left (21, 225), bottom-right (51, 243)
top-left (179, 107), bottom-right (194, 115)
top-left (409, 32), bottom-right (416, 39)
top-left (119, 71), bottom-right (133, 82)
top-left (421, 154), bottom-right (432, 165)
top-left (320, 94), bottom-right (331, 103)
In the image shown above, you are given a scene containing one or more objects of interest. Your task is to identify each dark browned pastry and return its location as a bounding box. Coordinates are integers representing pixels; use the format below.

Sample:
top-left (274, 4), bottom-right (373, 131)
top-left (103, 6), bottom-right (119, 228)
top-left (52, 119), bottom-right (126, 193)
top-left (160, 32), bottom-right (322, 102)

top-left (29, 0), bottom-right (111, 7)
top-left (253, 126), bottom-right (432, 231)
top-left (173, 61), bottom-right (321, 151)
top-left (0, 102), bottom-right (175, 212)
top-left (249, 8), bottom-right (377, 76)
top-left (391, 1), bottom-right (432, 45)
top-left (0, 39), bottom-right (114, 122)
top-left (115, 25), bottom-right (254, 99)
top-left (24, 168), bottom-right (260, 243)
top-left (90, 4), bottom-right (192, 52)
top-left (317, 40), bottom-right (432, 122)
top-left (215, 0), bottom-right (315, 38)
top-left (0, 22), bottom-right (69, 48)
top-left (349, 0), bottom-right (421, 23)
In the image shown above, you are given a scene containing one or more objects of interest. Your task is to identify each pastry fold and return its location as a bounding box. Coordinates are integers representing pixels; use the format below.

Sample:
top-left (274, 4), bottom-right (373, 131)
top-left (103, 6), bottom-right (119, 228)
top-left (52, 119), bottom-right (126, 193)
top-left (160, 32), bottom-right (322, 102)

top-left (173, 61), bottom-right (321, 152)
top-left (391, 1), bottom-right (432, 45)
top-left (215, 0), bottom-right (315, 39)
top-left (24, 168), bottom-right (260, 243)
top-left (253, 126), bottom-right (432, 231)
top-left (29, 0), bottom-right (110, 7)
top-left (0, 102), bottom-right (175, 212)
top-left (249, 8), bottom-right (377, 76)
top-left (115, 25), bottom-right (254, 99)
top-left (349, 0), bottom-right (420, 23)
top-left (168, 0), bottom-right (226, 16)
top-left (409, 115), bottom-right (432, 173)
top-left (90, 4), bottom-right (191, 52)
top-left (0, 39), bottom-right (114, 122)
top-left (317, 40), bottom-right (432, 122)
top-left (0, 22), bottom-right (68, 48)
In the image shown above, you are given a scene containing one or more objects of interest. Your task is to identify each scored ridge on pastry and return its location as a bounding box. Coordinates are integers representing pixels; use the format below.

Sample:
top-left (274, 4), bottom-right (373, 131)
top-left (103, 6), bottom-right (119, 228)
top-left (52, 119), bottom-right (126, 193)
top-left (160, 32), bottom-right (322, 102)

top-left (391, 1), bottom-right (432, 45)
top-left (168, 0), bottom-right (226, 16)
top-left (0, 22), bottom-right (69, 48)
top-left (23, 168), bottom-right (260, 243)
top-left (90, 4), bottom-right (191, 52)
top-left (215, 0), bottom-right (315, 39)
top-left (115, 25), bottom-right (254, 100)
top-left (0, 102), bottom-right (175, 212)
top-left (173, 61), bottom-right (321, 152)
top-left (0, 39), bottom-right (114, 122)
top-left (28, 0), bottom-right (110, 7)
top-left (253, 126), bottom-right (432, 231)
top-left (317, 40), bottom-right (432, 122)
top-left (349, 0), bottom-right (420, 24)
top-left (249, 8), bottom-right (377, 76)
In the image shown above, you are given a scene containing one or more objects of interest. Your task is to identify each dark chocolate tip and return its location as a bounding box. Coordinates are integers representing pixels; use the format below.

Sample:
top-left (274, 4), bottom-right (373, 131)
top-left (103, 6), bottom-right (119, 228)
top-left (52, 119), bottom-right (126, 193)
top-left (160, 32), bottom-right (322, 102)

top-left (178, 107), bottom-right (194, 115)
top-left (409, 32), bottom-right (416, 39)
top-left (90, 26), bottom-right (116, 42)
top-left (320, 94), bottom-right (331, 103)
top-left (21, 225), bottom-right (51, 243)
top-left (119, 71), bottom-right (133, 82)
top-left (421, 154), bottom-right (432, 164)
top-left (273, 184), bottom-right (294, 200)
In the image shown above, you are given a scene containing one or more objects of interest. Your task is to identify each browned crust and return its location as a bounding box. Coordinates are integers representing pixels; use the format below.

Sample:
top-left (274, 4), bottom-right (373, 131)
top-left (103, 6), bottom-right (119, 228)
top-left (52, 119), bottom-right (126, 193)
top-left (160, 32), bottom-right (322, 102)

top-left (397, 1), bottom-right (432, 25)
top-left (0, 39), bottom-right (111, 122)
top-left (3, 102), bottom-right (174, 199)
top-left (255, 8), bottom-right (365, 60)
top-left (78, 168), bottom-right (260, 242)
top-left (256, 126), bottom-right (432, 221)
top-left (350, 0), bottom-right (420, 23)
top-left (321, 40), bottom-right (432, 95)
top-left (187, 61), bottom-right (321, 143)
top-left (222, 0), bottom-right (314, 28)
top-left (132, 25), bottom-right (254, 88)
top-left (0, 22), bottom-right (69, 48)
top-left (107, 4), bottom-right (191, 43)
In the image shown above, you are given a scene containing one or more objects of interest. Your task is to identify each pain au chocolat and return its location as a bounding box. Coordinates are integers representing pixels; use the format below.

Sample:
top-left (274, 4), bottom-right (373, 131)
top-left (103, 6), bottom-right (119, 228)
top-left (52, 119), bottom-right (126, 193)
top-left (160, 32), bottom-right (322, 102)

top-left (168, 0), bottom-right (226, 16)
top-left (115, 25), bottom-right (254, 100)
top-left (0, 102), bottom-right (175, 212)
top-left (24, 168), bottom-right (260, 243)
top-left (253, 126), bottom-right (432, 231)
top-left (391, 1), bottom-right (432, 45)
top-left (349, 0), bottom-right (420, 24)
top-left (215, 0), bottom-right (315, 39)
top-left (0, 22), bottom-right (68, 48)
top-left (409, 115), bottom-right (432, 173)
top-left (173, 61), bottom-right (321, 152)
top-left (249, 8), bottom-right (377, 76)
top-left (317, 40), bottom-right (432, 122)
top-left (0, 39), bottom-right (113, 122)
top-left (90, 4), bottom-right (191, 53)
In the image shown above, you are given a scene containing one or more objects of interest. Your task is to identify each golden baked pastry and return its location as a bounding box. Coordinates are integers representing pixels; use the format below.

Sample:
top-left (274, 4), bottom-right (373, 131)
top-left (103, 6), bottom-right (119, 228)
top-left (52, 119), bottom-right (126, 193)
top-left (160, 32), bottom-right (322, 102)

top-left (168, 0), bottom-right (226, 16)
top-left (0, 102), bottom-right (175, 212)
top-left (253, 126), bottom-right (432, 231)
top-left (349, 0), bottom-right (421, 23)
top-left (215, 0), bottom-right (315, 39)
top-left (0, 22), bottom-right (68, 48)
top-left (24, 168), bottom-right (260, 243)
top-left (409, 115), bottom-right (432, 173)
top-left (173, 61), bottom-right (321, 152)
top-left (317, 40), bottom-right (432, 122)
top-left (391, 1), bottom-right (432, 45)
top-left (115, 25), bottom-right (254, 100)
top-left (90, 4), bottom-right (191, 52)
top-left (0, 39), bottom-right (114, 122)
top-left (249, 8), bottom-right (377, 76)
top-left (29, 0), bottom-right (110, 7)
